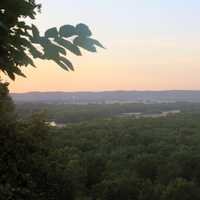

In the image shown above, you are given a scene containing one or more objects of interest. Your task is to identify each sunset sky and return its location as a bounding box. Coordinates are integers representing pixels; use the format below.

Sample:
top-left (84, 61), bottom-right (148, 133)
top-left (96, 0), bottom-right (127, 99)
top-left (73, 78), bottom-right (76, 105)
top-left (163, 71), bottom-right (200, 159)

top-left (8, 0), bottom-right (200, 92)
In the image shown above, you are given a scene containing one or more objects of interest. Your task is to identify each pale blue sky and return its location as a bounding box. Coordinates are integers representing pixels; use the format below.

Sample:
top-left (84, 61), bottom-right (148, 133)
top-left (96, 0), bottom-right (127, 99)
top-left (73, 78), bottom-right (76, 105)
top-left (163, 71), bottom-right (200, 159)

top-left (36, 0), bottom-right (200, 38)
top-left (11, 0), bottom-right (200, 92)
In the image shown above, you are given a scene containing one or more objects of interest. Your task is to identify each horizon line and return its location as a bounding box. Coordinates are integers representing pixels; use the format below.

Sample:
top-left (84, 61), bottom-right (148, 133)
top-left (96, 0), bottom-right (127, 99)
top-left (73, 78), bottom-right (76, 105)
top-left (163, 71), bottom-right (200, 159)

top-left (11, 89), bottom-right (200, 94)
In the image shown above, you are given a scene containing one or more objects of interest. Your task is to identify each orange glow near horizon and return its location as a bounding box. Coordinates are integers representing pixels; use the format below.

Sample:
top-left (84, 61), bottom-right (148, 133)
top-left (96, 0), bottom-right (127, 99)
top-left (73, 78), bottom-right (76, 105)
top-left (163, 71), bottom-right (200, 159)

top-left (7, 37), bottom-right (200, 92)
top-left (8, 44), bottom-right (200, 92)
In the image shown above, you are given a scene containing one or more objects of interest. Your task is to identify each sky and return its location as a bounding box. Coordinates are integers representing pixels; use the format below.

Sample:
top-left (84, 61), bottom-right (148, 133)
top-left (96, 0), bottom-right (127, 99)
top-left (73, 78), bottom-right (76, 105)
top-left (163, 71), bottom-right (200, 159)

top-left (8, 0), bottom-right (200, 92)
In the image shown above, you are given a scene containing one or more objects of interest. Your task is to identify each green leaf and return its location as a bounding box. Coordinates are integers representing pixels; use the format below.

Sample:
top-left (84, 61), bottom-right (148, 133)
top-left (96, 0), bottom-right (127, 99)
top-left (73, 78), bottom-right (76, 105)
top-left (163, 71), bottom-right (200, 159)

top-left (59, 25), bottom-right (76, 38)
top-left (73, 37), bottom-right (96, 52)
top-left (31, 24), bottom-right (40, 41)
top-left (55, 38), bottom-right (81, 56)
top-left (29, 46), bottom-right (44, 59)
top-left (90, 38), bottom-right (105, 49)
top-left (52, 44), bottom-right (66, 56)
top-left (17, 21), bottom-right (31, 30)
top-left (7, 71), bottom-right (15, 80)
top-left (76, 23), bottom-right (92, 37)
top-left (41, 40), bottom-right (66, 58)
top-left (54, 60), bottom-right (69, 71)
top-left (20, 36), bottom-right (43, 59)
top-left (13, 67), bottom-right (26, 78)
top-left (24, 54), bottom-right (36, 67)
top-left (43, 47), bottom-right (59, 59)
top-left (7, 71), bottom-right (15, 81)
top-left (60, 56), bottom-right (74, 71)
top-left (45, 27), bottom-right (58, 38)
top-left (38, 36), bottom-right (50, 46)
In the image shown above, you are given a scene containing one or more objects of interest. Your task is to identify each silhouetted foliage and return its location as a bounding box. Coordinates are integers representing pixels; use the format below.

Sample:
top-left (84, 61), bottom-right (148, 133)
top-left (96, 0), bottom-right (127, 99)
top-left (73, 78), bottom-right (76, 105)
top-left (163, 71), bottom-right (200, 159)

top-left (0, 0), bottom-right (104, 80)
top-left (0, 1), bottom-right (105, 199)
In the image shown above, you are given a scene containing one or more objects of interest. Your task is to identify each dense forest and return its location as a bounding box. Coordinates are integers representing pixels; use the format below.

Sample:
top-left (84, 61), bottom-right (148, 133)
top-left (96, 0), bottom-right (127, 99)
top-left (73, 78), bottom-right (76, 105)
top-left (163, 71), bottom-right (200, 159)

top-left (2, 83), bottom-right (200, 199)
top-left (15, 101), bottom-right (200, 123)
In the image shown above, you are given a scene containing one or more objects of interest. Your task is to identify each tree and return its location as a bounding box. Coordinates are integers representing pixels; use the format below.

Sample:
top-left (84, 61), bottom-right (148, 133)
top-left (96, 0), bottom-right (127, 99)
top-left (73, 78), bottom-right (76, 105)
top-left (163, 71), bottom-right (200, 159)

top-left (0, 82), bottom-right (14, 113)
top-left (162, 178), bottom-right (200, 200)
top-left (0, 1), bottom-right (104, 199)
top-left (0, 0), bottom-right (104, 80)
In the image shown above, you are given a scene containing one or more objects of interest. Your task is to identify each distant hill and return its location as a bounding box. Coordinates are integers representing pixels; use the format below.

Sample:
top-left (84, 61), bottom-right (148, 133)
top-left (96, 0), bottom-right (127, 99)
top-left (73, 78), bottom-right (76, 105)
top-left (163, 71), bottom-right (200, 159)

top-left (11, 90), bottom-right (200, 104)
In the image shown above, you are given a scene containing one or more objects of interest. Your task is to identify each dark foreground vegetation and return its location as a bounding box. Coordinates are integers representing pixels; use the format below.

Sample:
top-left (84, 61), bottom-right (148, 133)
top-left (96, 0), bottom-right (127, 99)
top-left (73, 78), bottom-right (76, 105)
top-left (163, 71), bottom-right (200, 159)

top-left (2, 83), bottom-right (200, 200)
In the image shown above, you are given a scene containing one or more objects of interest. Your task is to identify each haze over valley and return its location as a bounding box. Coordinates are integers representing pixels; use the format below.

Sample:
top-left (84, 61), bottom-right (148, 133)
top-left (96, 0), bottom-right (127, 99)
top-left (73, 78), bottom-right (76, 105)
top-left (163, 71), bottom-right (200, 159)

top-left (12, 90), bottom-right (200, 104)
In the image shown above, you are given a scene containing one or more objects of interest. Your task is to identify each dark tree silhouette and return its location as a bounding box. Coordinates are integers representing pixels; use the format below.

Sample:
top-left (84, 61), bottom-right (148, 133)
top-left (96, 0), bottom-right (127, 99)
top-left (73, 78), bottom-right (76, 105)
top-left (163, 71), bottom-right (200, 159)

top-left (0, 1), bottom-right (105, 199)
top-left (0, 0), bottom-right (104, 80)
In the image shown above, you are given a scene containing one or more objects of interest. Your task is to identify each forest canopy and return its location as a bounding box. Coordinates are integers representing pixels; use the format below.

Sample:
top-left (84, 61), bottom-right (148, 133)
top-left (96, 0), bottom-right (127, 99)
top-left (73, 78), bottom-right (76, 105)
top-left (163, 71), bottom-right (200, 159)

top-left (2, 93), bottom-right (200, 200)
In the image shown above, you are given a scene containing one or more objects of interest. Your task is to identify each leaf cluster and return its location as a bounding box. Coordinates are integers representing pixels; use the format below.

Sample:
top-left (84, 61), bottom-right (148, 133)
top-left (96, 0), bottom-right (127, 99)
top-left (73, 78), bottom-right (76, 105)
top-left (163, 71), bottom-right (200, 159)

top-left (0, 0), bottom-right (104, 80)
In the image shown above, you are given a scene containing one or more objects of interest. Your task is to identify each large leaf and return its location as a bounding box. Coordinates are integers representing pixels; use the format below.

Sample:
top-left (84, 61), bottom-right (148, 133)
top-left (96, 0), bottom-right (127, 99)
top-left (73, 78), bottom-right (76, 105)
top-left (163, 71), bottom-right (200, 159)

top-left (60, 56), bottom-right (74, 71)
top-left (36, 37), bottom-right (66, 58)
top-left (13, 67), bottom-right (26, 78)
top-left (54, 60), bottom-right (69, 71)
top-left (5, 63), bottom-right (26, 80)
top-left (59, 25), bottom-right (76, 38)
top-left (52, 44), bottom-right (66, 56)
top-left (31, 24), bottom-right (40, 42)
top-left (38, 36), bottom-right (50, 46)
top-left (20, 37), bottom-right (44, 59)
top-left (43, 45), bottom-right (60, 59)
top-left (20, 37), bottom-right (42, 58)
top-left (76, 23), bottom-right (92, 37)
top-left (73, 37), bottom-right (96, 52)
top-left (17, 21), bottom-right (31, 30)
top-left (90, 38), bottom-right (105, 49)
top-left (45, 27), bottom-right (58, 38)
top-left (55, 38), bottom-right (81, 56)
top-left (7, 71), bottom-right (15, 80)
top-left (23, 53), bottom-right (36, 67)
top-left (28, 44), bottom-right (44, 59)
